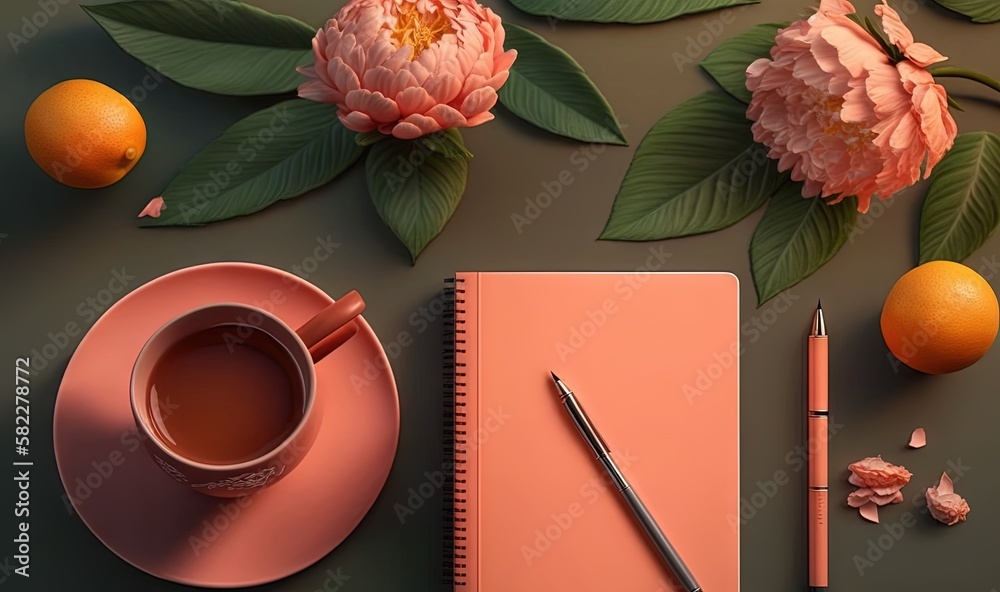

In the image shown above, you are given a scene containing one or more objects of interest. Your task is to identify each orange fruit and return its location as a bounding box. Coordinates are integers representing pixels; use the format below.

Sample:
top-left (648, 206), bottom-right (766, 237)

top-left (25, 79), bottom-right (146, 189)
top-left (881, 261), bottom-right (999, 374)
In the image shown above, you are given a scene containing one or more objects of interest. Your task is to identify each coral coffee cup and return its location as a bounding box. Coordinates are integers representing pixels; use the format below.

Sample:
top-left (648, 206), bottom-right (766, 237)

top-left (129, 291), bottom-right (365, 497)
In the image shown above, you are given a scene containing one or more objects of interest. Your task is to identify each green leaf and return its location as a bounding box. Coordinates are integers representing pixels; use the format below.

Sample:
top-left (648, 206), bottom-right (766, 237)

top-left (366, 132), bottom-right (470, 261)
top-left (700, 23), bottom-right (786, 103)
top-left (599, 91), bottom-right (784, 241)
top-left (932, 0), bottom-right (1000, 23)
top-left (919, 132), bottom-right (1000, 264)
top-left (507, 0), bottom-right (759, 24)
top-left (82, 0), bottom-right (315, 96)
top-left (427, 129), bottom-right (475, 160)
top-left (750, 184), bottom-right (858, 305)
top-left (862, 16), bottom-right (901, 61)
top-left (499, 24), bottom-right (625, 145)
top-left (930, 67), bottom-right (1000, 95)
top-left (142, 99), bottom-right (363, 226)
top-left (356, 131), bottom-right (390, 148)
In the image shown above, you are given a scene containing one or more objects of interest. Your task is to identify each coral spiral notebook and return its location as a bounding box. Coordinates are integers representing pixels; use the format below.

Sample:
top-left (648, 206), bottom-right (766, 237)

top-left (444, 272), bottom-right (739, 591)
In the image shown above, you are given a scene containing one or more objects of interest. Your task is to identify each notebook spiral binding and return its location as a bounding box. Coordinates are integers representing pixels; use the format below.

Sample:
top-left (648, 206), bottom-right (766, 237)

top-left (443, 277), bottom-right (468, 588)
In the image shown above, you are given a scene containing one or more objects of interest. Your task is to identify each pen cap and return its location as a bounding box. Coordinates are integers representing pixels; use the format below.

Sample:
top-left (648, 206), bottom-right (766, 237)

top-left (807, 415), bottom-right (829, 488)
top-left (808, 336), bottom-right (828, 412)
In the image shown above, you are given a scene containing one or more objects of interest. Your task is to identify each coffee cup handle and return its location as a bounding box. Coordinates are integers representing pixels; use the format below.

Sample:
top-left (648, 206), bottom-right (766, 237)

top-left (296, 290), bottom-right (366, 363)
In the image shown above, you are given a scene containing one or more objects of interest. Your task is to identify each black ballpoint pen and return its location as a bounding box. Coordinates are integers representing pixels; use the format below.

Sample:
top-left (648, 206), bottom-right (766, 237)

top-left (550, 372), bottom-right (703, 592)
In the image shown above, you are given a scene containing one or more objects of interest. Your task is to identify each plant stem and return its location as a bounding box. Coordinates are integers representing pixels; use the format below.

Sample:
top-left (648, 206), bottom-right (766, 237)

top-left (930, 67), bottom-right (1000, 94)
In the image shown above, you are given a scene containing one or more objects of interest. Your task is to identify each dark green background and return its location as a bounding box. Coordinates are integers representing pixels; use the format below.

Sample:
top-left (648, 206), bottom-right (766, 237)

top-left (2, 0), bottom-right (998, 590)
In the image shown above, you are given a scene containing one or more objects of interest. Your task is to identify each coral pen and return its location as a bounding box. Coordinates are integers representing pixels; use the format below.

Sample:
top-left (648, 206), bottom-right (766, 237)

top-left (808, 302), bottom-right (829, 590)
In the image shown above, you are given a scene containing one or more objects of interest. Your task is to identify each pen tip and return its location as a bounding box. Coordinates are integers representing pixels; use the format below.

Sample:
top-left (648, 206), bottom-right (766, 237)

top-left (817, 299), bottom-right (822, 310)
top-left (549, 372), bottom-right (572, 397)
top-left (812, 303), bottom-right (827, 336)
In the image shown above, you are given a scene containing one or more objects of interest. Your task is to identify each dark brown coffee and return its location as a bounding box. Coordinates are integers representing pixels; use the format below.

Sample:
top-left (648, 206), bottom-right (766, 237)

top-left (146, 324), bottom-right (305, 465)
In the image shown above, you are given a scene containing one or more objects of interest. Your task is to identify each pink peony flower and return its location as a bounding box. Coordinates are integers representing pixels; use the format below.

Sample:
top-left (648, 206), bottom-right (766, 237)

top-left (745, 0), bottom-right (958, 213)
top-left (298, 0), bottom-right (516, 140)
top-left (925, 472), bottom-right (970, 526)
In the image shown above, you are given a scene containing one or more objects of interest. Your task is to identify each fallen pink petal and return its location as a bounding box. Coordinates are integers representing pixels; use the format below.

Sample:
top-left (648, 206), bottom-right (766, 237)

top-left (859, 501), bottom-right (880, 523)
top-left (908, 428), bottom-right (926, 448)
top-left (870, 491), bottom-right (904, 506)
top-left (138, 197), bottom-right (166, 219)
top-left (847, 456), bottom-right (912, 492)
top-left (926, 472), bottom-right (970, 526)
top-left (846, 455), bottom-right (911, 519)
top-left (936, 471), bottom-right (955, 495)
top-left (847, 488), bottom-right (874, 507)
